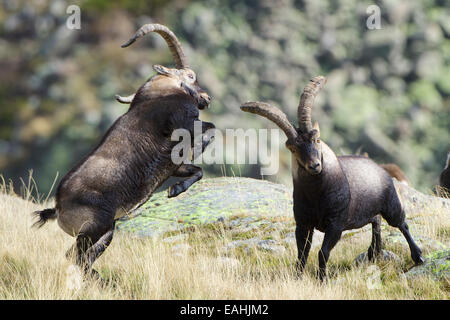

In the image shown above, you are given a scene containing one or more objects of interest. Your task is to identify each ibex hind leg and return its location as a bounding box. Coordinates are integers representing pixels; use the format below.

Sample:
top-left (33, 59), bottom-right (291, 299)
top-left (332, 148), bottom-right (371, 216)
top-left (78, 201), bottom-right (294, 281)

top-left (70, 221), bottom-right (116, 279)
top-left (398, 221), bottom-right (424, 265)
top-left (367, 215), bottom-right (383, 261)
top-left (85, 224), bottom-right (115, 271)
top-left (381, 195), bottom-right (424, 265)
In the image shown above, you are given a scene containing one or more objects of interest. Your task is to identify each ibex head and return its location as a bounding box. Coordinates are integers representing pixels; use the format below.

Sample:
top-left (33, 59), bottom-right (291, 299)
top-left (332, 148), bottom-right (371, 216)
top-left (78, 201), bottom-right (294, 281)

top-left (115, 24), bottom-right (211, 109)
top-left (241, 76), bottom-right (326, 175)
top-left (286, 121), bottom-right (322, 175)
top-left (151, 64), bottom-right (211, 109)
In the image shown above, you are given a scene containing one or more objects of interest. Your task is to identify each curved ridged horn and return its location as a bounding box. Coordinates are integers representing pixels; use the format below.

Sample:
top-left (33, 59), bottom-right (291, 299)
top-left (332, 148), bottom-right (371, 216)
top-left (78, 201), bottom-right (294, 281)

top-left (297, 76), bottom-right (326, 133)
top-left (240, 102), bottom-right (298, 141)
top-left (115, 94), bottom-right (135, 104)
top-left (121, 23), bottom-right (188, 69)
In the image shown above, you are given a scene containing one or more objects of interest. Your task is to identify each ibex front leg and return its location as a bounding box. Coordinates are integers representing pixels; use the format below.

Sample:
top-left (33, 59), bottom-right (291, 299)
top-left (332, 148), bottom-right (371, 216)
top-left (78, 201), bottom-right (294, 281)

top-left (168, 164), bottom-right (203, 198)
top-left (318, 227), bottom-right (342, 281)
top-left (168, 120), bottom-right (214, 198)
top-left (295, 224), bottom-right (314, 277)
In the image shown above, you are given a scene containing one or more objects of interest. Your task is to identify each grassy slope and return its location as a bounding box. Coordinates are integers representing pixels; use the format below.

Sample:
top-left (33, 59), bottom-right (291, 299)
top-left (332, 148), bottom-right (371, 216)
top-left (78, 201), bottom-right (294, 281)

top-left (0, 187), bottom-right (449, 299)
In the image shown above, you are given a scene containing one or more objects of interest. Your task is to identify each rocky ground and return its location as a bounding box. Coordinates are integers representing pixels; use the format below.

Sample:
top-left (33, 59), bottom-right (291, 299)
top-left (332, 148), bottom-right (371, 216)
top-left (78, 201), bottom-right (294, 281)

top-left (117, 177), bottom-right (450, 282)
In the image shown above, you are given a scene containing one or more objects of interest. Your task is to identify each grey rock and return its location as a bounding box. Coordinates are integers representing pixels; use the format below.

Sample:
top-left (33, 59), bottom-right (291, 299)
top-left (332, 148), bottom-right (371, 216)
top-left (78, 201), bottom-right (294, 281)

top-left (282, 231), bottom-right (324, 250)
top-left (225, 237), bottom-right (260, 251)
top-left (117, 178), bottom-right (450, 241)
top-left (355, 250), bottom-right (401, 265)
top-left (257, 240), bottom-right (286, 255)
top-left (117, 178), bottom-right (292, 237)
top-left (404, 249), bottom-right (450, 281)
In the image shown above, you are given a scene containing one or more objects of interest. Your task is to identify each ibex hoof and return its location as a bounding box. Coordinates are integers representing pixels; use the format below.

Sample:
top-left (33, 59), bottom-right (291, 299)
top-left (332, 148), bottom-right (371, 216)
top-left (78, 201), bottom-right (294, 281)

top-left (316, 270), bottom-right (328, 282)
top-left (168, 183), bottom-right (185, 198)
top-left (414, 255), bottom-right (425, 265)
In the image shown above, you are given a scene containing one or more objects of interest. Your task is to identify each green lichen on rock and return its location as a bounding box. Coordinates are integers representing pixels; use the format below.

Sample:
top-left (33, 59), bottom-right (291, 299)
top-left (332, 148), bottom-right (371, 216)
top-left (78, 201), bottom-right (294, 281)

top-left (405, 249), bottom-right (450, 281)
top-left (116, 177), bottom-right (292, 237)
top-left (116, 177), bottom-right (450, 240)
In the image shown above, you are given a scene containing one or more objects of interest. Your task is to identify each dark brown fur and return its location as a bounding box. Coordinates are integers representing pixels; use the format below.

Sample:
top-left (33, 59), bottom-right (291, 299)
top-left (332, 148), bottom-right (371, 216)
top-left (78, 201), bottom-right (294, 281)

top-left (360, 152), bottom-right (410, 185)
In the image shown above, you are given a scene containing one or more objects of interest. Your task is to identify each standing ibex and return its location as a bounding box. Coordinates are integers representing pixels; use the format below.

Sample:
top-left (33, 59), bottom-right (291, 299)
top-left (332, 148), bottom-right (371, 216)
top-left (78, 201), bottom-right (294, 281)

top-left (32, 24), bottom-right (215, 279)
top-left (241, 76), bottom-right (424, 280)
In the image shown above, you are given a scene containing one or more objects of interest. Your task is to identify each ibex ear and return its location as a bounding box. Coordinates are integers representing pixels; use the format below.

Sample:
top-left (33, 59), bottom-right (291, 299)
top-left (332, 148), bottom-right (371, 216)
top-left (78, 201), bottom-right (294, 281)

top-left (313, 121), bottom-right (320, 136)
top-left (153, 64), bottom-right (178, 77)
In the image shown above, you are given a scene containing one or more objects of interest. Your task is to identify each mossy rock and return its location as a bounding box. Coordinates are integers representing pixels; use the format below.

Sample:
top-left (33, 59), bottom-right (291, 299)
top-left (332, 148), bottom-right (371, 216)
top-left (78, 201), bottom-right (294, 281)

top-left (354, 250), bottom-right (400, 265)
top-left (404, 249), bottom-right (450, 281)
top-left (116, 177), bottom-right (292, 237)
top-left (116, 177), bottom-right (450, 239)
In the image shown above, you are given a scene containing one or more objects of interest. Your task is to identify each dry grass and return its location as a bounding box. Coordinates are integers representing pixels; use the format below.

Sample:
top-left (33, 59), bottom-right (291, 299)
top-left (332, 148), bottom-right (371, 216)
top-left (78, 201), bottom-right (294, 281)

top-left (0, 178), bottom-right (449, 300)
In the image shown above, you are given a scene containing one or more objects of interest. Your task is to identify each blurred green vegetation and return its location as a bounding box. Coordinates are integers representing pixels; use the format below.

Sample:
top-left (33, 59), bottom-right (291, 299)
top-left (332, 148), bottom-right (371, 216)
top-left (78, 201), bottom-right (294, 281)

top-left (0, 0), bottom-right (448, 195)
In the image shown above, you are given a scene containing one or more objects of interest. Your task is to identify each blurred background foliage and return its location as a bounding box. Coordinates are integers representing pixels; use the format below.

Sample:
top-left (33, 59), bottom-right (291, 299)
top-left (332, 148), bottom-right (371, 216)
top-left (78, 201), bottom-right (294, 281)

top-left (0, 0), bottom-right (448, 195)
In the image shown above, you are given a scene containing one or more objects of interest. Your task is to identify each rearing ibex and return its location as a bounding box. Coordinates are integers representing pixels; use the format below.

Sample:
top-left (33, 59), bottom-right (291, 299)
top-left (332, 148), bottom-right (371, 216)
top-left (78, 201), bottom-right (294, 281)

top-left (241, 76), bottom-right (424, 280)
top-left (32, 24), bottom-right (215, 279)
